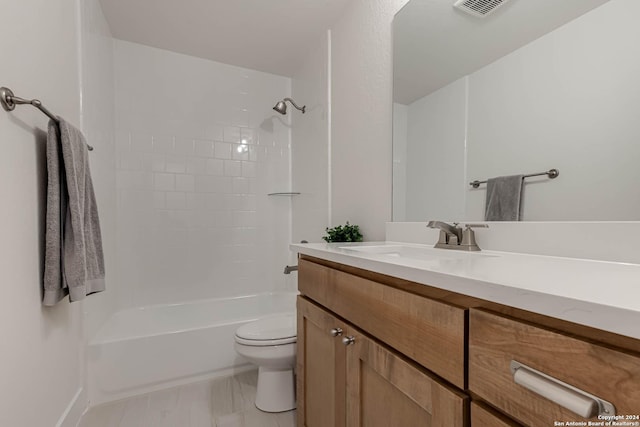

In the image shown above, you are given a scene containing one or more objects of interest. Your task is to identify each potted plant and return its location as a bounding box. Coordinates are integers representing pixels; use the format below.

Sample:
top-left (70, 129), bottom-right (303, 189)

top-left (322, 222), bottom-right (363, 243)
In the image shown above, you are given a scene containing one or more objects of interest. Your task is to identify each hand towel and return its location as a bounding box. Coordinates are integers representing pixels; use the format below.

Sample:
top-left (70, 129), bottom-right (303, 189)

top-left (43, 118), bottom-right (105, 305)
top-left (484, 174), bottom-right (524, 221)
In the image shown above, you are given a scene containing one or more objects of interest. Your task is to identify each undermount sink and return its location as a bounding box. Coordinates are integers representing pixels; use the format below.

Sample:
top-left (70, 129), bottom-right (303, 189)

top-left (338, 244), bottom-right (498, 261)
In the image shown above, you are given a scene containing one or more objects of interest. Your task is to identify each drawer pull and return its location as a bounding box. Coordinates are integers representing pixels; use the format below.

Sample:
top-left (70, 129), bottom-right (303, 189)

top-left (511, 361), bottom-right (615, 418)
top-left (330, 327), bottom-right (343, 337)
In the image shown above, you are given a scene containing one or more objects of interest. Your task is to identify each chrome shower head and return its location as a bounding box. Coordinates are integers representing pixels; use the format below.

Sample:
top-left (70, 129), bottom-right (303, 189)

top-left (273, 100), bottom-right (287, 115)
top-left (273, 97), bottom-right (305, 115)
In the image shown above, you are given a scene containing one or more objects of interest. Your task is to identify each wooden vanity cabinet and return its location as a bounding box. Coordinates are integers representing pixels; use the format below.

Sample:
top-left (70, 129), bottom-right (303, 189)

top-left (297, 257), bottom-right (468, 426)
top-left (297, 255), bottom-right (640, 427)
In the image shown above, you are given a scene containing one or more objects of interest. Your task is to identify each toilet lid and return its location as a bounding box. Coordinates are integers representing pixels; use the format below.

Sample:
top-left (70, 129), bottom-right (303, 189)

top-left (235, 313), bottom-right (296, 344)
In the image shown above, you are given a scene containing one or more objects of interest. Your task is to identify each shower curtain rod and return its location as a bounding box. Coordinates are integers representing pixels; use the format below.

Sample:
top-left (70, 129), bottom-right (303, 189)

top-left (0, 86), bottom-right (94, 151)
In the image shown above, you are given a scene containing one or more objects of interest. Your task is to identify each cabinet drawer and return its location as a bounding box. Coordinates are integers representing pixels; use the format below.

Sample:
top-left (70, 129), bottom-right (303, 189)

top-left (299, 258), bottom-right (466, 388)
top-left (469, 309), bottom-right (640, 426)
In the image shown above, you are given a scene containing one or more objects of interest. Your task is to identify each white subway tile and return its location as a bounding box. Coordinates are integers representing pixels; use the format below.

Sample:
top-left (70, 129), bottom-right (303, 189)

top-left (214, 142), bottom-right (232, 159)
top-left (116, 131), bottom-right (131, 152)
top-left (232, 144), bottom-right (250, 161)
top-left (230, 227), bottom-right (257, 245)
top-left (154, 173), bottom-right (175, 191)
top-left (232, 177), bottom-right (250, 194)
top-left (210, 211), bottom-right (233, 227)
top-left (174, 137), bottom-right (195, 156)
top-left (117, 170), bottom-right (152, 190)
top-left (194, 139), bottom-right (214, 157)
top-left (204, 124), bottom-right (224, 141)
top-left (186, 193), bottom-right (206, 210)
top-left (241, 161), bottom-right (256, 178)
top-left (151, 154), bottom-right (166, 172)
top-left (165, 155), bottom-right (187, 174)
top-left (153, 135), bottom-right (175, 154)
top-left (153, 192), bottom-right (165, 209)
top-left (166, 192), bottom-right (187, 210)
top-left (224, 160), bottom-right (242, 177)
top-left (223, 126), bottom-right (241, 143)
top-left (232, 109), bottom-right (249, 128)
top-left (240, 128), bottom-right (257, 145)
top-left (119, 151), bottom-right (144, 170)
top-left (186, 157), bottom-right (207, 175)
top-left (206, 159), bottom-right (224, 176)
top-left (176, 174), bottom-right (195, 192)
top-left (131, 132), bottom-right (153, 151)
top-left (232, 211), bottom-right (257, 227)
top-left (195, 175), bottom-right (232, 193)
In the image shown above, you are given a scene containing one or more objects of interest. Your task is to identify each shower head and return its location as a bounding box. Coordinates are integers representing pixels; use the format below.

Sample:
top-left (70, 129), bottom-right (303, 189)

top-left (273, 97), bottom-right (305, 115)
top-left (273, 100), bottom-right (287, 115)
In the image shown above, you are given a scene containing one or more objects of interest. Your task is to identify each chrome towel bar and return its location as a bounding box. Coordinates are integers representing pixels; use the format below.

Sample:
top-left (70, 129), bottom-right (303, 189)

top-left (0, 86), bottom-right (94, 151)
top-left (470, 168), bottom-right (558, 188)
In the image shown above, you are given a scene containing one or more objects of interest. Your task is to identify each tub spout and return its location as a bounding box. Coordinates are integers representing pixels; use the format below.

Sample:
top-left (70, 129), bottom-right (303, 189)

top-left (283, 265), bottom-right (298, 274)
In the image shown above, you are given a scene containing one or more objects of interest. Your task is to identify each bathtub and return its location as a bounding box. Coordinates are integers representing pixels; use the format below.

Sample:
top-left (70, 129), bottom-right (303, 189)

top-left (87, 292), bottom-right (297, 405)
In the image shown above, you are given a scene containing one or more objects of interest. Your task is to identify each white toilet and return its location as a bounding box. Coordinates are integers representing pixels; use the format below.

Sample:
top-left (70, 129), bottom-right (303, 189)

top-left (234, 313), bottom-right (297, 413)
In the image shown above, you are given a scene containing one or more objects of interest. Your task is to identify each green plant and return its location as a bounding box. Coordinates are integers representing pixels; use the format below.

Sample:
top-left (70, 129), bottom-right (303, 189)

top-left (323, 222), bottom-right (363, 243)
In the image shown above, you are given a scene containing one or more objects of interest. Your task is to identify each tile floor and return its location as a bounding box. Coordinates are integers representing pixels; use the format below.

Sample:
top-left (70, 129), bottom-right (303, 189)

top-left (78, 370), bottom-right (296, 427)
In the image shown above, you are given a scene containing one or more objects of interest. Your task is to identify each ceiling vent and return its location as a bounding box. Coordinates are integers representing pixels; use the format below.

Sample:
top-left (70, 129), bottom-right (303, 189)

top-left (453, 0), bottom-right (512, 18)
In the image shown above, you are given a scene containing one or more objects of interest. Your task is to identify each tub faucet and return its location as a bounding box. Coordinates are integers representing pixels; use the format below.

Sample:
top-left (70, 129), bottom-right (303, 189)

top-left (283, 265), bottom-right (298, 274)
top-left (426, 221), bottom-right (488, 251)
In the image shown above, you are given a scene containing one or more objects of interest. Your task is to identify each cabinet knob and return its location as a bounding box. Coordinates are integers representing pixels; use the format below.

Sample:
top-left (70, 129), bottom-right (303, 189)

top-left (330, 327), bottom-right (343, 337)
top-left (342, 336), bottom-right (356, 346)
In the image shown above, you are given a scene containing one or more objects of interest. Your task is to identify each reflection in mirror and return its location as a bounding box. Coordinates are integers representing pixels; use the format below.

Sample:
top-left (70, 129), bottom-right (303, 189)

top-left (392, 0), bottom-right (640, 221)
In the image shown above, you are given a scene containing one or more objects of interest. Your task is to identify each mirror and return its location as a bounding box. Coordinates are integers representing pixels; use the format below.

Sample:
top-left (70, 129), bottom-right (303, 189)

top-left (392, 0), bottom-right (640, 221)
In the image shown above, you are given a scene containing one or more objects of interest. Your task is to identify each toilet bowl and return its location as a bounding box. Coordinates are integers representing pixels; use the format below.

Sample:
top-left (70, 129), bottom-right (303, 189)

top-left (234, 313), bottom-right (297, 412)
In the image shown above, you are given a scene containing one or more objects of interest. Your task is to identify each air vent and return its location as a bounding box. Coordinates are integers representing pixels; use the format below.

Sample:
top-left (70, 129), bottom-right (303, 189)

top-left (453, 0), bottom-right (512, 18)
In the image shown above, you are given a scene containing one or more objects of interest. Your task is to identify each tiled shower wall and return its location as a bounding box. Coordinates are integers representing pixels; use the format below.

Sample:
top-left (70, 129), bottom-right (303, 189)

top-left (114, 40), bottom-right (293, 309)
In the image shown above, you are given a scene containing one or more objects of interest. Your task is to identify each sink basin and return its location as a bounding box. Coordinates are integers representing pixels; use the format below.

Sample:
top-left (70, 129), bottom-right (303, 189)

top-left (338, 244), bottom-right (498, 261)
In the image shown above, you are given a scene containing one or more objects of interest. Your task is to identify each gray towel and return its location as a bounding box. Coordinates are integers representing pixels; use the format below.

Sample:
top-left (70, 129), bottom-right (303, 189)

top-left (43, 118), bottom-right (105, 305)
top-left (484, 174), bottom-right (524, 221)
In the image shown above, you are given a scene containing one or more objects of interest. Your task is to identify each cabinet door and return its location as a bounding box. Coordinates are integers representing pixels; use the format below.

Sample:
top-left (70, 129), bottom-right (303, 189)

top-left (471, 402), bottom-right (521, 427)
top-left (297, 296), bottom-right (347, 427)
top-left (345, 327), bottom-right (468, 427)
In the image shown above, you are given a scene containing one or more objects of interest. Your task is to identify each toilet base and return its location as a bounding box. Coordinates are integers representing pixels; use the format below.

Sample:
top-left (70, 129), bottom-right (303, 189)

top-left (254, 366), bottom-right (296, 413)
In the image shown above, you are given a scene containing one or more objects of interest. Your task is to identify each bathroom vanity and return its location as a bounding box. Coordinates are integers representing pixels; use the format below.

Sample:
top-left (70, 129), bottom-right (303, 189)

top-left (292, 243), bottom-right (640, 427)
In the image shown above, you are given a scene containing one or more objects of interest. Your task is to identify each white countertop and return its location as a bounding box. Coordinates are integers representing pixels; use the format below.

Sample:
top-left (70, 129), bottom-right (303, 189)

top-left (290, 242), bottom-right (640, 340)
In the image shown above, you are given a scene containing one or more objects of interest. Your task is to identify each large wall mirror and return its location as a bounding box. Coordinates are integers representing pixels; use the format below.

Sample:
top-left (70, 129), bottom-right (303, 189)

top-left (392, 0), bottom-right (640, 221)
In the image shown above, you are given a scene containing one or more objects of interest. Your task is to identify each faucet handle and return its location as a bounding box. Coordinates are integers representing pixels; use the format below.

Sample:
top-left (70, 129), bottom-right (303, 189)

top-left (460, 224), bottom-right (486, 251)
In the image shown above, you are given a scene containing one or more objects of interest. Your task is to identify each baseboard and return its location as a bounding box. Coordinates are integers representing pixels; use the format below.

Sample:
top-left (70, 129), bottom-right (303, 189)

top-left (56, 387), bottom-right (87, 427)
top-left (88, 364), bottom-right (254, 407)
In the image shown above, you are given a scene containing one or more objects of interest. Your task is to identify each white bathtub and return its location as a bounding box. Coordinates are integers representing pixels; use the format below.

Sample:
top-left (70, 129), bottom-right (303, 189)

top-left (87, 292), bottom-right (297, 405)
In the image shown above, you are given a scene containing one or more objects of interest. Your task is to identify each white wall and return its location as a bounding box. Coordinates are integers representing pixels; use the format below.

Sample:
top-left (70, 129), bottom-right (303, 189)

top-left (113, 41), bottom-right (292, 308)
top-left (291, 32), bottom-right (331, 244)
top-left (330, 0), bottom-right (410, 240)
top-left (0, 0), bottom-right (86, 425)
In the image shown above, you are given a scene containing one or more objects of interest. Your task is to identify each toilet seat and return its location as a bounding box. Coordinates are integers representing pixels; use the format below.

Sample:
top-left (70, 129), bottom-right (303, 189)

top-left (235, 313), bottom-right (297, 347)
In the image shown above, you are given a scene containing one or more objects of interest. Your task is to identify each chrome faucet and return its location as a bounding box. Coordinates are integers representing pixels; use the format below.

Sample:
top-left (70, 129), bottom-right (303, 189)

top-left (283, 265), bottom-right (298, 274)
top-left (426, 221), bottom-right (488, 251)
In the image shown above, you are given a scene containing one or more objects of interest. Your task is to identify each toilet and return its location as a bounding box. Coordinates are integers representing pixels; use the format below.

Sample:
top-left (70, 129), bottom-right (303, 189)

top-left (234, 313), bottom-right (297, 412)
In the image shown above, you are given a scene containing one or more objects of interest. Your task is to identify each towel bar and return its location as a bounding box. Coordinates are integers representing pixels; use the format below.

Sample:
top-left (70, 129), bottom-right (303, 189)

top-left (1, 86), bottom-right (94, 151)
top-left (470, 168), bottom-right (558, 188)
